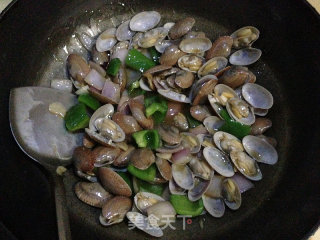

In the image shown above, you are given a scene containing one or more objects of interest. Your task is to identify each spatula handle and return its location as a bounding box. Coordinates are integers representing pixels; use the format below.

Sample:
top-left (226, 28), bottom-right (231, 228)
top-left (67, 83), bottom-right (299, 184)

top-left (52, 173), bottom-right (72, 240)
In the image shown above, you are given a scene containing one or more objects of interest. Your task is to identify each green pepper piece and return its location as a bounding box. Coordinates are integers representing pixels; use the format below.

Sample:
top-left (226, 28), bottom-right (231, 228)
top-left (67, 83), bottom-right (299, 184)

top-left (170, 194), bottom-right (204, 217)
top-left (125, 49), bottom-right (156, 73)
top-left (132, 130), bottom-right (161, 149)
top-left (78, 94), bottom-right (101, 110)
top-left (128, 80), bottom-right (145, 98)
top-left (127, 163), bottom-right (157, 182)
top-left (117, 172), bottom-right (133, 191)
top-left (64, 103), bottom-right (90, 132)
top-left (135, 178), bottom-right (165, 196)
top-left (106, 58), bottom-right (122, 76)
top-left (148, 47), bottom-right (161, 64)
top-left (218, 108), bottom-right (251, 139)
top-left (186, 112), bottom-right (202, 128)
top-left (144, 95), bottom-right (168, 124)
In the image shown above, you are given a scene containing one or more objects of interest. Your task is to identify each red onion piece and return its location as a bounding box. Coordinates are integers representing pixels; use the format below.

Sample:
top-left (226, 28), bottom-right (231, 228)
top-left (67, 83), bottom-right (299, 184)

top-left (231, 173), bottom-right (254, 193)
top-left (101, 79), bottom-right (121, 104)
top-left (84, 69), bottom-right (106, 90)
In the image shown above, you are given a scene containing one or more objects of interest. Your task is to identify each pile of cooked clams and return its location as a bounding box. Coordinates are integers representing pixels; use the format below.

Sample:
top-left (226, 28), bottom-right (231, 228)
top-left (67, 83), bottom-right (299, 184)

top-left (52, 10), bottom-right (278, 237)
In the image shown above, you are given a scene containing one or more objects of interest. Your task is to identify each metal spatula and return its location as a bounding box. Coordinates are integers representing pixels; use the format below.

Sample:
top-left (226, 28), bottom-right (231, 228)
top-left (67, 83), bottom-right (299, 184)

top-left (9, 87), bottom-right (83, 240)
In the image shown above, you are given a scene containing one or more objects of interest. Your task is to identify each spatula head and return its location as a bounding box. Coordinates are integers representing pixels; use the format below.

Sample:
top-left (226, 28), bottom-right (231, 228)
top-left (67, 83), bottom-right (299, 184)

top-left (9, 87), bottom-right (83, 167)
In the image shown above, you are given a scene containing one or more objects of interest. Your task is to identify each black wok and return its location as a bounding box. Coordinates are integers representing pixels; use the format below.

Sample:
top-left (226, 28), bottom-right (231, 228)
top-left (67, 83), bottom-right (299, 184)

top-left (0, 0), bottom-right (319, 239)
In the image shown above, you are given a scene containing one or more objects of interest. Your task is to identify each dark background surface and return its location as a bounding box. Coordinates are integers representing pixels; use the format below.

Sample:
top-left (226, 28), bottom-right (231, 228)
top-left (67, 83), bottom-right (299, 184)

top-left (0, 0), bottom-right (319, 239)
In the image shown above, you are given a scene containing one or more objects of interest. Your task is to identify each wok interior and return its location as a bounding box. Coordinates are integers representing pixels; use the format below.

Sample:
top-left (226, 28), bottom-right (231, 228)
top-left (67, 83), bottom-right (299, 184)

top-left (1, 0), bottom-right (319, 239)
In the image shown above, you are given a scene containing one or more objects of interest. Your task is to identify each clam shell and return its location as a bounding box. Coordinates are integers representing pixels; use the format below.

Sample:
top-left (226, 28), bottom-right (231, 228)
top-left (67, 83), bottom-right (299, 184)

top-left (89, 104), bottom-right (114, 130)
top-left (180, 132), bottom-right (201, 153)
top-left (169, 17), bottom-right (195, 39)
top-left (130, 148), bottom-right (155, 170)
top-left (134, 192), bottom-right (165, 214)
top-left (206, 36), bottom-right (233, 60)
top-left (242, 135), bottom-right (278, 165)
top-left (178, 54), bottom-right (204, 73)
top-left (138, 27), bottom-right (168, 48)
top-left (190, 105), bottom-right (211, 122)
top-left (96, 28), bottom-right (117, 52)
top-left (202, 195), bottom-right (225, 218)
top-left (229, 48), bottom-right (262, 66)
top-left (226, 98), bottom-right (255, 125)
top-left (213, 131), bottom-right (244, 153)
top-left (203, 116), bottom-right (225, 135)
top-left (92, 146), bottom-right (121, 167)
top-left (156, 157), bottom-right (172, 181)
top-left (172, 164), bottom-right (195, 190)
top-left (203, 147), bottom-right (234, 177)
top-left (231, 26), bottom-right (260, 49)
top-left (179, 37), bottom-right (212, 54)
top-left (188, 178), bottom-right (210, 201)
top-left (198, 57), bottom-right (228, 78)
top-left (250, 118), bottom-right (272, 135)
top-left (221, 178), bottom-right (241, 210)
top-left (213, 84), bottom-right (238, 106)
top-left (146, 201), bottom-right (176, 227)
top-left (116, 20), bottom-right (135, 41)
top-left (219, 66), bottom-right (256, 89)
top-left (169, 178), bottom-right (186, 195)
top-left (188, 156), bottom-right (212, 180)
top-left (129, 11), bottom-right (161, 32)
top-left (242, 83), bottom-right (274, 110)
top-left (158, 89), bottom-right (191, 103)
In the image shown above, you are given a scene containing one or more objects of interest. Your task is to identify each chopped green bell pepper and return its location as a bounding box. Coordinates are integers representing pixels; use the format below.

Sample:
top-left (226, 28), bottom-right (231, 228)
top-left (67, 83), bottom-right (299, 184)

top-left (145, 95), bottom-right (168, 124)
top-left (127, 163), bottom-right (157, 182)
top-left (170, 194), bottom-right (204, 217)
top-left (217, 106), bottom-right (251, 139)
top-left (78, 93), bottom-right (101, 110)
top-left (64, 103), bottom-right (90, 132)
top-left (125, 49), bottom-right (156, 73)
top-left (106, 58), bottom-right (121, 76)
top-left (132, 129), bottom-right (161, 149)
top-left (128, 80), bottom-right (145, 98)
top-left (135, 178), bottom-right (165, 196)
top-left (148, 47), bottom-right (161, 64)
top-left (186, 112), bottom-right (202, 128)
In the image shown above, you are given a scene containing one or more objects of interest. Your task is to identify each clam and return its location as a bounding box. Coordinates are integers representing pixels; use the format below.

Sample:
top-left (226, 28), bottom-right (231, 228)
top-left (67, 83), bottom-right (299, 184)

top-left (92, 45), bottom-right (109, 66)
top-left (92, 146), bottom-right (121, 167)
top-left (198, 57), bottom-right (228, 77)
top-left (229, 48), bottom-right (262, 66)
top-left (229, 151), bottom-right (262, 181)
top-left (203, 116), bottom-right (225, 134)
top-left (112, 65), bottom-right (127, 92)
top-left (138, 27), bottom-right (168, 48)
top-left (130, 148), bottom-right (155, 170)
top-left (242, 135), bottom-right (278, 165)
top-left (129, 11), bottom-right (161, 32)
top-left (75, 182), bottom-right (113, 208)
top-left (173, 113), bottom-right (189, 131)
top-left (93, 118), bottom-right (125, 142)
top-left (219, 66), bottom-right (256, 89)
top-left (96, 28), bottom-right (117, 52)
top-left (231, 173), bottom-right (254, 193)
top-left (129, 98), bottom-right (154, 129)
top-left (191, 75), bottom-right (218, 105)
top-left (197, 134), bottom-right (215, 147)
top-left (183, 31), bottom-right (206, 39)
top-left (155, 39), bottom-right (177, 53)
top-left (111, 41), bottom-right (129, 64)
top-left (73, 146), bottom-right (97, 182)
top-left (113, 145), bottom-right (135, 167)
top-left (134, 192), bottom-right (165, 214)
top-left (143, 65), bottom-right (172, 90)
top-left (188, 156), bottom-right (212, 180)
top-left (254, 108), bottom-right (269, 116)
top-left (139, 77), bottom-right (152, 91)
top-left (158, 89), bottom-right (191, 103)
top-left (203, 147), bottom-right (234, 177)
top-left (174, 70), bottom-right (195, 89)
top-left (178, 54), bottom-right (204, 73)
top-left (172, 163), bottom-right (195, 190)
top-left (256, 134), bottom-right (277, 147)
top-left (130, 32), bottom-right (144, 49)
top-left (179, 37), bottom-right (212, 54)
top-left (242, 83), bottom-right (274, 110)
top-left (190, 105), bottom-right (211, 122)
top-left (146, 201), bottom-right (176, 227)
top-left (156, 123), bottom-right (181, 145)
top-left (67, 54), bottom-right (90, 86)
top-left (213, 84), bottom-right (238, 106)
top-left (188, 178), bottom-right (210, 201)
top-left (213, 131), bottom-right (244, 153)
top-left (98, 167), bottom-right (132, 196)
top-left (231, 26), bottom-right (260, 49)
top-left (112, 112), bottom-right (142, 135)
top-left (126, 212), bottom-right (163, 237)
top-left (172, 148), bottom-right (192, 165)
top-left (205, 36), bottom-right (233, 60)
top-left (180, 132), bottom-right (201, 153)
top-left (208, 97), bottom-right (224, 119)
top-left (99, 196), bottom-right (132, 226)
top-left (159, 44), bottom-right (186, 66)
top-left (169, 178), bottom-right (186, 195)
top-left (250, 118), bottom-right (272, 135)
top-left (156, 157), bottom-right (172, 181)
top-left (116, 20), bottom-right (135, 41)
top-left (156, 144), bottom-right (184, 154)
top-left (169, 17), bottom-right (195, 39)
top-left (83, 133), bottom-right (96, 149)
top-left (202, 175), bottom-right (225, 217)
top-left (226, 98), bottom-right (255, 125)
top-left (77, 32), bottom-right (95, 51)
top-left (163, 22), bottom-right (175, 30)
top-left (221, 178), bottom-right (241, 210)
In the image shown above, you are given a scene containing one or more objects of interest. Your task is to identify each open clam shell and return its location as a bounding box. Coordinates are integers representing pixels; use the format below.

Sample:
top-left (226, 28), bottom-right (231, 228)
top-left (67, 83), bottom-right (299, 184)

top-left (134, 192), bottom-right (165, 214)
top-left (178, 54), bottom-right (204, 73)
top-left (213, 131), bottom-right (244, 153)
top-left (242, 135), bottom-right (278, 165)
top-left (203, 147), bottom-right (234, 177)
top-left (231, 26), bottom-right (260, 49)
top-left (213, 84), bottom-right (238, 106)
top-left (116, 20), bottom-right (135, 41)
top-left (138, 27), bottom-right (168, 48)
top-left (202, 195), bottom-right (225, 218)
top-left (229, 151), bottom-right (262, 181)
top-left (188, 156), bottom-right (212, 180)
top-left (180, 132), bottom-right (201, 153)
top-left (96, 28), bottom-right (117, 52)
top-left (146, 201), bottom-right (176, 227)
top-left (169, 178), bottom-right (186, 195)
top-left (242, 83), bottom-right (274, 110)
top-left (203, 116), bottom-right (225, 135)
top-left (221, 178), bottom-right (242, 210)
top-left (158, 89), bottom-right (191, 103)
top-left (226, 98), bottom-right (255, 125)
top-left (229, 48), bottom-right (262, 66)
top-left (198, 57), bottom-right (228, 78)
top-left (188, 178), bottom-right (210, 202)
top-left (179, 37), bottom-right (212, 54)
